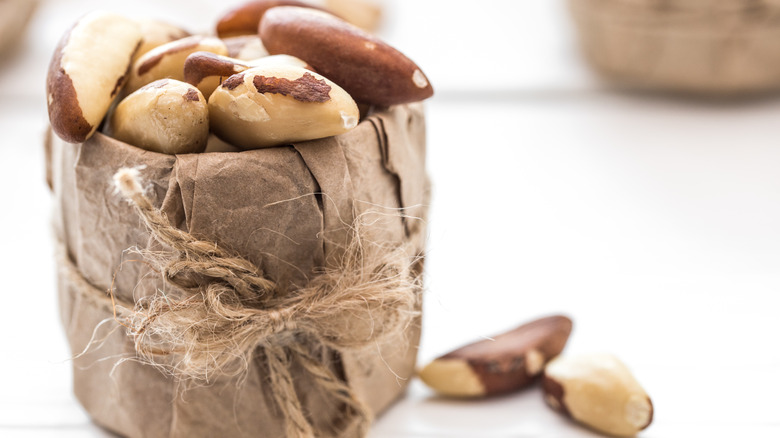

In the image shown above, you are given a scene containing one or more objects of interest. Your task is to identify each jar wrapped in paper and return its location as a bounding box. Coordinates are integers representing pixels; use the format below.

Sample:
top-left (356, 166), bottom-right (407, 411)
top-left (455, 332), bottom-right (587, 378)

top-left (45, 103), bottom-right (428, 438)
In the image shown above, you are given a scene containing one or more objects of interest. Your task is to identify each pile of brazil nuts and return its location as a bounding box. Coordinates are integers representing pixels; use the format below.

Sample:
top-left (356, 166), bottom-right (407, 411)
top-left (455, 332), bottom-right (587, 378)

top-left (418, 315), bottom-right (653, 437)
top-left (46, 1), bottom-right (433, 153)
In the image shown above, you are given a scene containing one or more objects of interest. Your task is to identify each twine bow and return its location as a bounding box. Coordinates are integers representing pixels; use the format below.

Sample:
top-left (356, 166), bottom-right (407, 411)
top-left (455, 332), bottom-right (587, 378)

top-left (111, 168), bottom-right (422, 438)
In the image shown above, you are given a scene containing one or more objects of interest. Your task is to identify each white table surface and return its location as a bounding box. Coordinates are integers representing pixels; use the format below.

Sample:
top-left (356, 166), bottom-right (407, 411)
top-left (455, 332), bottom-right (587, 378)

top-left (1, 0), bottom-right (779, 437)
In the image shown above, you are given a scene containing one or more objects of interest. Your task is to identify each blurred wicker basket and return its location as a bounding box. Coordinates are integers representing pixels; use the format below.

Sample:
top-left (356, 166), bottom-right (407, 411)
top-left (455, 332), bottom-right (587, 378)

top-left (0, 0), bottom-right (37, 57)
top-left (570, 0), bottom-right (780, 94)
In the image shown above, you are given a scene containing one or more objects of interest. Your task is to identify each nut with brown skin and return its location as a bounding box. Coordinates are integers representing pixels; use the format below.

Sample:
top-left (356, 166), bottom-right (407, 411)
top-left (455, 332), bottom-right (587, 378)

top-left (126, 35), bottom-right (228, 95)
top-left (260, 6), bottom-right (433, 107)
top-left (215, 0), bottom-right (332, 38)
top-left (133, 19), bottom-right (191, 64)
top-left (184, 52), bottom-right (307, 99)
top-left (184, 52), bottom-right (251, 100)
top-left (418, 315), bottom-right (573, 398)
top-left (108, 79), bottom-right (209, 155)
top-left (543, 353), bottom-right (653, 437)
top-left (46, 11), bottom-right (142, 143)
top-left (208, 65), bottom-right (359, 149)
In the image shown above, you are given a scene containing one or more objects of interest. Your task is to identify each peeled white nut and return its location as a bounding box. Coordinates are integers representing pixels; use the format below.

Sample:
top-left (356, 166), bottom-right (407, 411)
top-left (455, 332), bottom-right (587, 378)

top-left (126, 35), bottom-right (228, 94)
top-left (223, 35), bottom-right (269, 61)
top-left (184, 52), bottom-right (307, 100)
top-left (208, 65), bottom-right (359, 149)
top-left (543, 353), bottom-right (653, 437)
top-left (47, 11), bottom-right (142, 143)
top-left (108, 79), bottom-right (208, 154)
top-left (133, 19), bottom-right (191, 64)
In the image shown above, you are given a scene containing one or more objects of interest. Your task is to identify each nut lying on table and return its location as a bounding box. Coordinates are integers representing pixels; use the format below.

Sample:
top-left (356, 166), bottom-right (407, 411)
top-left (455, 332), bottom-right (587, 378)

top-left (208, 65), bottom-right (359, 149)
top-left (418, 315), bottom-right (573, 397)
top-left (46, 11), bottom-right (141, 143)
top-left (543, 353), bottom-right (653, 437)
top-left (108, 79), bottom-right (209, 155)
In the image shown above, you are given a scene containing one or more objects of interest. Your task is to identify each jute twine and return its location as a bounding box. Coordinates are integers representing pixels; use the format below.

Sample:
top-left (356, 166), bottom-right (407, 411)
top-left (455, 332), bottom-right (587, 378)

top-left (68, 167), bottom-right (422, 438)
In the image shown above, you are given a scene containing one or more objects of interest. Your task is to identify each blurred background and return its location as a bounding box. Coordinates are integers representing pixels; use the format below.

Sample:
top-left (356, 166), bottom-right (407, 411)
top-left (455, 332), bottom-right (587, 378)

top-left (1, 0), bottom-right (779, 436)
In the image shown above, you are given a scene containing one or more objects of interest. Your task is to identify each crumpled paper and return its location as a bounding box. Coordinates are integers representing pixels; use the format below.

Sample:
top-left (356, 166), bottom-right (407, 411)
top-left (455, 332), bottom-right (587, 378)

top-left (47, 103), bottom-right (428, 437)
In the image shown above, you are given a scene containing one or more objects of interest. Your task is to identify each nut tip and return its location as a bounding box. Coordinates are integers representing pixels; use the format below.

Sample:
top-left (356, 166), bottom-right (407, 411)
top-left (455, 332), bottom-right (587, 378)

top-left (418, 359), bottom-right (485, 398)
top-left (341, 112), bottom-right (358, 130)
top-left (625, 395), bottom-right (653, 430)
top-left (412, 69), bottom-right (428, 89)
top-left (525, 349), bottom-right (545, 376)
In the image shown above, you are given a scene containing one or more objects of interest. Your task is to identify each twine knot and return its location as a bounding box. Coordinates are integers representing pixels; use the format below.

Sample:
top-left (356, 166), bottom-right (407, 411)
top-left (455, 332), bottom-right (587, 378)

top-left (267, 308), bottom-right (298, 335)
top-left (109, 168), bottom-right (421, 438)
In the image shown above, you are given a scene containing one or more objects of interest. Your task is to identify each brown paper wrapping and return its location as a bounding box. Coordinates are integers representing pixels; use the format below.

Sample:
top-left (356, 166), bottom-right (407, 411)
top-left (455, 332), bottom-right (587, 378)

top-left (47, 103), bottom-right (428, 437)
top-left (570, 0), bottom-right (780, 94)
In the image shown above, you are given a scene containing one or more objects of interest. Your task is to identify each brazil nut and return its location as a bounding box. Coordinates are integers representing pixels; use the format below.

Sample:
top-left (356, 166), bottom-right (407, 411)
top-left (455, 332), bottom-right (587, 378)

top-left (133, 19), bottom-right (190, 63)
top-left (184, 52), bottom-right (308, 99)
top-left (223, 35), bottom-right (269, 60)
top-left (46, 11), bottom-right (142, 143)
top-left (418, 315), bottom-right (573, 398)
top-left (543, 353), bottom-right (653, 437)
top-left (109, 79), bottom-right (209, 154)
top-left (208, 65), bottom-right (359, 149)
top-left (260, 6), bottom-right (433, 106)
top-left (127, 35), bottom-right (228, 94)
top-left (216, 0), bottom-right (331, 38)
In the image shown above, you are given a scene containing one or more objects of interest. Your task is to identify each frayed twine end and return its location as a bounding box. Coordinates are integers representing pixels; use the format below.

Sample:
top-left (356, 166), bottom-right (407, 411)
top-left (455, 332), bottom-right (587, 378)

top-left (113, 167), bottom-right (145, 200)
